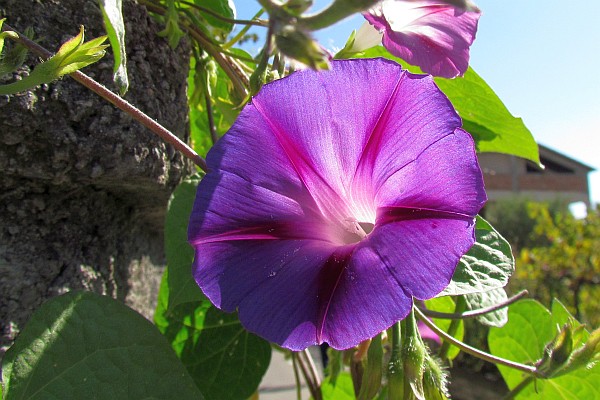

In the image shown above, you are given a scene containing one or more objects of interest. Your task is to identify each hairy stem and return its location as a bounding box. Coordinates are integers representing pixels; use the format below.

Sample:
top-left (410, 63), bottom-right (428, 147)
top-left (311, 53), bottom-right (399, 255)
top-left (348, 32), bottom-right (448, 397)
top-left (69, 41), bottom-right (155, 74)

top-left (2, 23), bottom-right (207, 170)
top-left (414, 307), bottom-right (538, 376)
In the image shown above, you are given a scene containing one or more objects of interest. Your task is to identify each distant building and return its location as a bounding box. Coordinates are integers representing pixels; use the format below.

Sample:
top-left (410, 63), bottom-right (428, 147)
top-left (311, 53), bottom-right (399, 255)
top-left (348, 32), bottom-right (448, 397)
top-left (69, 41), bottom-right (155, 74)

top-left (478, 144), bottom-right (594, 207)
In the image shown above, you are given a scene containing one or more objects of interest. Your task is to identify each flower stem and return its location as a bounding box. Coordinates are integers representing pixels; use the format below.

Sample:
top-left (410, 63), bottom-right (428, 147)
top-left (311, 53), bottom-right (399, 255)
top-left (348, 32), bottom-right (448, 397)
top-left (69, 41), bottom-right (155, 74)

top-left (502, 376), bottom-right (535, 400)
top-left (387, 321), bottom-right (404, 399)
top-left (417, 290), bottom-right (528, 320)
top-left (2, 23), bottom-right (207, 171)
top-left (296, 350), bottom-right (322, 400)
top-left (303, 348), bottom-right (322, 389)
top-left (204, 89), bottom-right (218, 144)
top-left (291, 352), bottom-right (303, 400)
top-left (438, 295), bottom-right (467, 361)
top-left (414, 307), bottom-right (538, 376)
top-left (299, 0), bottom-right (379, 31)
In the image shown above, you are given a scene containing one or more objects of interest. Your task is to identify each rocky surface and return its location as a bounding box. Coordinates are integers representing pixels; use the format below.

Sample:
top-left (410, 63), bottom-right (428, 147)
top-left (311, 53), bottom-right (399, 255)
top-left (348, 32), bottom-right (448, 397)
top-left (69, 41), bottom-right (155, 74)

top-left (0, 0), bottom-right (190, 355)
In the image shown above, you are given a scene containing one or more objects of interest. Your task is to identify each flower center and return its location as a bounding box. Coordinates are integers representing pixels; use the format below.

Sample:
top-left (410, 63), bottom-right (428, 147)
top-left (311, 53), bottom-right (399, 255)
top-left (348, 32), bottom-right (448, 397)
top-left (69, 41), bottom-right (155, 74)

top-left (340, 218), bottom-right (375, 244)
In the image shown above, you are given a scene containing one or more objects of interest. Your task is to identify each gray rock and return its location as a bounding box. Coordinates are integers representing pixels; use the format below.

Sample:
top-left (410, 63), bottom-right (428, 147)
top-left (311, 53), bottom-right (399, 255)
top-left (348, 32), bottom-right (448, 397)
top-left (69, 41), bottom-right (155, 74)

top-left (0, 0), bottom-right (191, 356)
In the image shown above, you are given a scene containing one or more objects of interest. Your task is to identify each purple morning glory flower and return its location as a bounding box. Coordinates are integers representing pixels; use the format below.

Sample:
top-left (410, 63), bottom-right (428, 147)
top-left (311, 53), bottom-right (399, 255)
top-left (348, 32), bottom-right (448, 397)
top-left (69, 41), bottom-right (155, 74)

top-left (364, 0), bottom-right (481, 78)
top-left (188, 58), bottom-right (486, 350)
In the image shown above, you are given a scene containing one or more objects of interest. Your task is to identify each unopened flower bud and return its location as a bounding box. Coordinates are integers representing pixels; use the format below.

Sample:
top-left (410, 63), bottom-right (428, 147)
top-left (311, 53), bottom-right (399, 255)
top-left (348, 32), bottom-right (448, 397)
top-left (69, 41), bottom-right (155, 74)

top-left (401, 310), bottom-right (427, 400)
top-left (423, 356), bottom-right (450, 400)
top-left (274, 25), bottom-right (330, 70)
top-left (536, 324), bottom-right (575, 378)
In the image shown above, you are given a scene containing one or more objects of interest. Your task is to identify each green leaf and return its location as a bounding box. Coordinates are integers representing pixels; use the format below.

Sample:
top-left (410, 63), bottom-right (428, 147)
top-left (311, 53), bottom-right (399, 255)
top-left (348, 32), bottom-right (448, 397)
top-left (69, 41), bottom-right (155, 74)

top-left (441, 216), bottom-right (514, 296)
top-left (165, 175), bottom-right (205, 309)
top-left (158, 0), bottom-right (185, 48)
top-left (0, 26), bottom-right (32, 78)
top-left (99, 0), bottom-right (129, 94)
top-left (488, 300), bottom-right (600, 399)
top-left (2, 291), bottom-right (203, 400)
top-left (321, 372), bottom-right (356, 400)
top-left (193, 0), bottom-right (236, 34)
top-left (155, 272), bottom-right (271, 400)
top-left (464, 288), bottom-right (509, 327)
top-left (351, 46), bottom-right (540, 165)
top-left (434, 69), bottom-right (540, 165)
top-left (424, 296), bottom-right (464, 360)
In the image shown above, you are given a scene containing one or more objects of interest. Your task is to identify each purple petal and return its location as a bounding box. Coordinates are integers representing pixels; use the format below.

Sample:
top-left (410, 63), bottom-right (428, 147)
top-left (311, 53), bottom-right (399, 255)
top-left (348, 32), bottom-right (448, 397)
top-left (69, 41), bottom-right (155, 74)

top-left (193, 239), bottom-right (335, 350)
top-left (368, 217), bottom-right (476, 299)
top-left (188, 58), bottom-right (487, 351)
top-left (251, 59), bottom-right (407, 225)
top-left (365, 0), bottom-right (480, 78)
top-left (318, 243), bottom-right (413, 349)
top-left (374, 128), bottom-right (487, 215)
top-left (351, 71), bottom-right (462, 208)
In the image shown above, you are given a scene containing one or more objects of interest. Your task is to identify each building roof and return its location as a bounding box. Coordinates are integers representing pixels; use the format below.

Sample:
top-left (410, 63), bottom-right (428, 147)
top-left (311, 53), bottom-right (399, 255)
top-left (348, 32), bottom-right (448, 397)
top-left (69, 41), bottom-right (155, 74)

top-left (538, 144), bottom-right (595, 172)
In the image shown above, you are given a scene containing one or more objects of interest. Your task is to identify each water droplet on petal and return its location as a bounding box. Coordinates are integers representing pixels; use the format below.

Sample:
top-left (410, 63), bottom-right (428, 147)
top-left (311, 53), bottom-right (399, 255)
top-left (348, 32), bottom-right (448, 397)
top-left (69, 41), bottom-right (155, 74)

top-left (268, 271), bottom-right (277, 277)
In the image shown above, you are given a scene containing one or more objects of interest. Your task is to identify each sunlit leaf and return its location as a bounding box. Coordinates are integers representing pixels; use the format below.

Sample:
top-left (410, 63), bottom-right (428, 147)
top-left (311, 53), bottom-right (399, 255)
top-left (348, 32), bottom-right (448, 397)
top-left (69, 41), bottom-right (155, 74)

top-left (193, 0), bottom-right (236, 34)
top-left (321, 372), bottom-right (355, 400)
top-left (488, 299), bottom-right (600, 399)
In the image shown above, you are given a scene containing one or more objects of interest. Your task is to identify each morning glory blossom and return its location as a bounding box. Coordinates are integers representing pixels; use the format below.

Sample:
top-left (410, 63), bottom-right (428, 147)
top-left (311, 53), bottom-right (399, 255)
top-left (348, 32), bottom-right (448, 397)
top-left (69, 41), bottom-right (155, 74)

top-left (364, 0), bottom-right (481, 78)
top-left (188, 58), bottom-right (486, 350)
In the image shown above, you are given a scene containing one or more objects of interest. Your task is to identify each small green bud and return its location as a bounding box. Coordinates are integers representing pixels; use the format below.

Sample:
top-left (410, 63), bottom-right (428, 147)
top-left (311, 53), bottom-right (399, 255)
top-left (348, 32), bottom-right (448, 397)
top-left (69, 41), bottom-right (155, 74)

top-left (401, 310), bottom-right (427, 400)
top-left (536, 324), bottom-right (574, 378)
top-left (552, 327), bottom-right (600, 377)
top-left (422, 356), bottom-right (450, 400)
top-left (274, 25), bottom-right (330, 70)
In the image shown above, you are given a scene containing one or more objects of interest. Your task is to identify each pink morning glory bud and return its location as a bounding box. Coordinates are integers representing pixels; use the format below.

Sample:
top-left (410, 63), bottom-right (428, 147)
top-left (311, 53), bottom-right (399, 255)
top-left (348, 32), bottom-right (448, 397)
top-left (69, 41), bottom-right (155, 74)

top-left (188, 58), bottom-right (486, 350)
top-left (364, 0), bottom-right (481, 78)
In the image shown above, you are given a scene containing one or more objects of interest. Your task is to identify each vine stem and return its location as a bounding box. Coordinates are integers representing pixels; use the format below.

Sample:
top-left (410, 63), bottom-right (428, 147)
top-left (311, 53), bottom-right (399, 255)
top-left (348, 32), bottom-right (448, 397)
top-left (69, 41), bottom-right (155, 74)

top-left (502, 376), bottom-right (535, 400)
top-left (2, 23), bottom-right (208, 171)
top-left (438, 295), bottom-right (466, 361)
top-left (138, 0), bottom-right (249, 100)
top-left (417, 290), bottom-right (529, 320)
top-left (414, 307), bottom-right (538, 376)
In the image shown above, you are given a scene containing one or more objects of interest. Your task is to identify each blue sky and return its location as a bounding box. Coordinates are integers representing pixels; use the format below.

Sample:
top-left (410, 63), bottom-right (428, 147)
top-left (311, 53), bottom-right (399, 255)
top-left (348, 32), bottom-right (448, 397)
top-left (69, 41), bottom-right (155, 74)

top-left (236, 1), bottom-right (600, 206)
